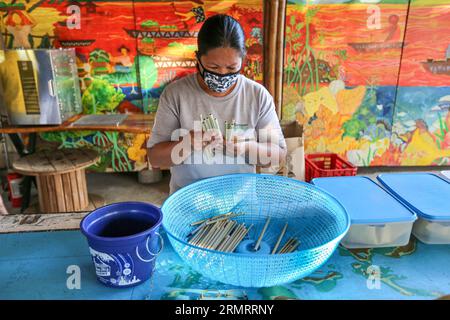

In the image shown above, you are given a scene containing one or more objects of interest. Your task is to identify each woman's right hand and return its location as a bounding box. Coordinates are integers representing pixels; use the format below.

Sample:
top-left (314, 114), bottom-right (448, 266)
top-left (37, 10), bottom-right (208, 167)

top-left (182, 129), bottom-right (224, 153)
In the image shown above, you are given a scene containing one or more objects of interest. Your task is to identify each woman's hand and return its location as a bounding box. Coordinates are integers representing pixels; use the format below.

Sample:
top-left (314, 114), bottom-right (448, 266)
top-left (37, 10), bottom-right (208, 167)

top-left (181, 129), bottom-right (224, 154)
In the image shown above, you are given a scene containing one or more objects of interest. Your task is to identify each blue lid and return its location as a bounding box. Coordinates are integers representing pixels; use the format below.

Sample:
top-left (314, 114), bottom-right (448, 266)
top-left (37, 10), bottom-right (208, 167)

top-left (312, 176), bottom-right (417, 224)
top-left (377, 173), bottom-right (450, 222)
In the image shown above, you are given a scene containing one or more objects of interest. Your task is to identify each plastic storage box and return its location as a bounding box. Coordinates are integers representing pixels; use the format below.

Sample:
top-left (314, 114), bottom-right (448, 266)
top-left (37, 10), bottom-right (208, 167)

top-left (378, 173), bottom-right (450, 244)
top-left (305, 153), bottom-right (357, 182)
top-left (312, 176), bottom-right (417, 248)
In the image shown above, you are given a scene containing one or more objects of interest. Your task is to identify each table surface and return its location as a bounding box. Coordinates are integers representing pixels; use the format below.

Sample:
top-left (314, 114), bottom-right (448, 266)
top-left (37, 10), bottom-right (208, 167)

top-left (12, 148), bottom-right (99, 175)
top-left (0, 114), bottom-right (154, 134)
top-left (0, 230), bottom-right (449, 300)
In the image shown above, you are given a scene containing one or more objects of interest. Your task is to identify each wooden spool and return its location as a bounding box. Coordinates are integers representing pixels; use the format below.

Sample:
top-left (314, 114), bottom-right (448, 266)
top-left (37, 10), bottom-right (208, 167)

top-left (13, 149), bottom-right (99, 213)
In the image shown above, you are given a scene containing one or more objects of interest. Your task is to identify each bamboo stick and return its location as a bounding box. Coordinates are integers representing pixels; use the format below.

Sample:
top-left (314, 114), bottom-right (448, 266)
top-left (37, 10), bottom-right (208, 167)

top-left (189, 224), bottom-right (211, 246)
top-left (278, 238), bottom-right (296, 253)
top-left (210, 220), bottom-right (236, 250)
top-left (203, 220), bottom-right (226, 249)
top-left (216, 228), bottom-right (235, 252)
top-left (208, 220), bottom-right (232, 249)
top-left (191, 212), bottom-right (232, 226)
top-left (223, 224), bottom-right (245, 252)
top-left (217, 235), bottom-right (231, 252)
top-left (224, 224), bottom-right (247, 252)
top-left (194, 223), bottom-right (214, 246)
top-left (199, 220), bottom-right (223, 247)
top-left (288, 241), bottom-right (300, 253)
top-left (254, 217), bottom-right (271, 251)
top-left (188, 221), bottom-right (207, 237)
top-left (282, 239), bottom-right (299, 253)
top-left (228, 224), bottom-right (254, 253)
top-left (272, 222), bottom-right (288, 254)
top-left (204, 213), bottom-right (244, 225)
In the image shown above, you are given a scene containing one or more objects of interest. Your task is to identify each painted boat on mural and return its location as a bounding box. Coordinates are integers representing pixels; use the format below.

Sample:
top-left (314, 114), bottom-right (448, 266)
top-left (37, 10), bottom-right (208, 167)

top-left (422, 46), bottom-right (450, 76)
top-left (348, 42), bottom-right (405, 52)
top-left (421, 59), bottom-right (450, 76)
top-left (59, 40), bottom-right (96, 47)
top-left (124, 28), bottom-right (198, 39)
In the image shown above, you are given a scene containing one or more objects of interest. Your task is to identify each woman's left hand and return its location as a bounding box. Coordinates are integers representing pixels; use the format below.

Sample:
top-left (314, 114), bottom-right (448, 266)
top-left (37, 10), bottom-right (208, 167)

top-left (224, 137), bottom-right (256, 158)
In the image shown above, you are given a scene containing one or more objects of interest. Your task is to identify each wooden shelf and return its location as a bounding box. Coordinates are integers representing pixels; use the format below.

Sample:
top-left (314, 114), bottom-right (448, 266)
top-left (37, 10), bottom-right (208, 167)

top-left (0, 114), bottom-right (155, 134)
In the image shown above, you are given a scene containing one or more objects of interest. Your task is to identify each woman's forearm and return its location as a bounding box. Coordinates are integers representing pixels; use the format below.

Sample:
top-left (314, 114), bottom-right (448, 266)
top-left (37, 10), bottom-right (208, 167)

top-left (147, 140), bottom-right (191, 168)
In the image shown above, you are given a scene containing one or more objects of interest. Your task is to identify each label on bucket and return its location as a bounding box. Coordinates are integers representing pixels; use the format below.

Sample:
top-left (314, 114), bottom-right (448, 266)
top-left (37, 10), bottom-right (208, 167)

top-left (89, 247), bottom-right (141, 287)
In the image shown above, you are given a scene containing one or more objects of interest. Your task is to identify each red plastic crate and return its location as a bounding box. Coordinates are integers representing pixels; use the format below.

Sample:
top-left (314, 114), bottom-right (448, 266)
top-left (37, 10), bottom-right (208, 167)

top-left (305, 153), bottom-right (357, 182)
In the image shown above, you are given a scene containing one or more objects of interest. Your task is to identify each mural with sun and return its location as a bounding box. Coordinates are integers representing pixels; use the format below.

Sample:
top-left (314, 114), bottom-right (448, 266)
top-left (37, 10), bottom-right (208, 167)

top-left (0, 0), bottom-right (263, 171)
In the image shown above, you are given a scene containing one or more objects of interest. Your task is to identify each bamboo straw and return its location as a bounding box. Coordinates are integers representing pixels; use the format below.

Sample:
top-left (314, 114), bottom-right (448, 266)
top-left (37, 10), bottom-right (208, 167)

top-left (223, 224), bottom-right (245, 252)
top-left (271, 222), bottom-right (288, 254)
top-left (254, 217), bottom-right (271, 251)
top-left (204, 213), bottom-right (244, 225)
top-left (216, 227), bottom-right (235, 251)
top-left (281, 239), bottom-right (299, 253)
top-left (287, 241), bottom-right (300, 253)
top-left (191, 212), bottom-right (232, 226)
top-left (208, 220), bottom-right (233, 249)
top-left (203, 220), bottom-right (226, 249)
top-left (228, 224), bottom-right (254, 253)
top-left (224, 224), bottom-right (246, 252)
top-left (195, 223), bottom-right (215, 246)
top-left (199, 220), bottom-right (223, 247)
top-left (213, 117), bottom-right (221, 133)
top-left (207, 114), bottom-right (216, 131)
top-left (278, 238), bottom-right (296, 253)
top-left (217, 235), bottom-right (231, 252)
top-left (188, 221), bottom-right (208, 237)
top-left (189, 224), bottom-right (211, 246)
top-left (281, 238), bottom-right (297, 253)
top-left (209, 220), bottom-right (236, 250)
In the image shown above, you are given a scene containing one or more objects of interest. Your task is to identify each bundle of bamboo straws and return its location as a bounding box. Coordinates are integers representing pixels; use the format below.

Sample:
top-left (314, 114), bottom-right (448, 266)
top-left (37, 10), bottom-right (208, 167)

top-left (187, 214), bottom-right (300, 254)
top-left (200, 114), bottom-right (251, 143)
top-left (187, 212), bottom-right (253, 253)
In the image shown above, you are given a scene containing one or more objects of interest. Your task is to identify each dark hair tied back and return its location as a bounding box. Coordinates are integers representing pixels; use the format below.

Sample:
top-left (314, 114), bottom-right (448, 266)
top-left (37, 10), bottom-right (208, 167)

top-left (197, 14), bottom-right (246, 57)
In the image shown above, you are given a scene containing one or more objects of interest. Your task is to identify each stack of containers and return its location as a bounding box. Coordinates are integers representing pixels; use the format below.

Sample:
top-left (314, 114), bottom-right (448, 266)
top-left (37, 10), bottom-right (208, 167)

top-left (377, 173), bottom-right (450, 244)
top-left (312, 176), bottom-right (417, 248)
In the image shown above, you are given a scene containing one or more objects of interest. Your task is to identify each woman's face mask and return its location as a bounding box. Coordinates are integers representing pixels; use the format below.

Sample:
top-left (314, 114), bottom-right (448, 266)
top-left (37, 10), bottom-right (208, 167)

top-left (197, 56), bottom-right (241, 93)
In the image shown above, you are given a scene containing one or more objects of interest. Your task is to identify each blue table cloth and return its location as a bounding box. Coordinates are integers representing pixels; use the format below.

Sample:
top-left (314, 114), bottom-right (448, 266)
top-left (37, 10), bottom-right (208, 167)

top-left (0, 230), bottom-right (449, 300)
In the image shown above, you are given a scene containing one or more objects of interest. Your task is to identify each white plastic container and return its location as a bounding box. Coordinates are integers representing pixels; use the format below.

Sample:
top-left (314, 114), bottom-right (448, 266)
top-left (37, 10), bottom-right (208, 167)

top-left (378, 173), bottom-right (450, 245)
top-left (312, 176), bottom-right (417, 248)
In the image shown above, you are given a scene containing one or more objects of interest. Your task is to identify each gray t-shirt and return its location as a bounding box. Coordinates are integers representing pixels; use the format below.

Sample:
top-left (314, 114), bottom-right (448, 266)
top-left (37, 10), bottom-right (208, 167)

top-left (148, 73), bottom-right (286, 193)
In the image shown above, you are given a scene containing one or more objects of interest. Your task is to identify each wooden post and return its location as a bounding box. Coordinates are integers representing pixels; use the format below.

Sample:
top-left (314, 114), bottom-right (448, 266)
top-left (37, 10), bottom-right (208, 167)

top-left (267, 0), bottom-right (279, 98)
top-left (275, 0), bottom-right (287, 119)
top-left (263, 0), bottom-right (285, 118)
top-left (263, 0), bottom-right (271, 89)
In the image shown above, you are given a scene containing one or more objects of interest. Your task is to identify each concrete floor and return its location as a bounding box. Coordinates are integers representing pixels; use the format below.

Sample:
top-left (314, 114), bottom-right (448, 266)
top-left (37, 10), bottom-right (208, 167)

top-left (86, 171), bottom-right (170, 207)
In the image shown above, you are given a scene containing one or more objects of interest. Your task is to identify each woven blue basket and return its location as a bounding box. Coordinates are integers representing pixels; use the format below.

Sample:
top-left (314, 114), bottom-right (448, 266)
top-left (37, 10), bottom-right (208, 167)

top-left (162, 173), bottom-right (350, 288)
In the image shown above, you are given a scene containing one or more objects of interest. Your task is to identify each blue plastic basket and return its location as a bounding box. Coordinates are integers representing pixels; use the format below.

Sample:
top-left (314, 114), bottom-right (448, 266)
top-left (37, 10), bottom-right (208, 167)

top-left (162, 174), bottom-right (350, 287)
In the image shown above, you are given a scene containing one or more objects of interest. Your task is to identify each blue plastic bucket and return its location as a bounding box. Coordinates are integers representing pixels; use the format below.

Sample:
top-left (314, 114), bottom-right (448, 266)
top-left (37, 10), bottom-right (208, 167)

top-left (80, 202), bottom-right (163, 288)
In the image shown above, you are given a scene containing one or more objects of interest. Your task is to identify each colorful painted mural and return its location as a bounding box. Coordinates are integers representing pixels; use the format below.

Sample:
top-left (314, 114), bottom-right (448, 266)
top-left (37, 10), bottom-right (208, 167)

top-left (283, 0), bottom-right (450, 166)
top-left (0, 0), bottom-right (264, 171)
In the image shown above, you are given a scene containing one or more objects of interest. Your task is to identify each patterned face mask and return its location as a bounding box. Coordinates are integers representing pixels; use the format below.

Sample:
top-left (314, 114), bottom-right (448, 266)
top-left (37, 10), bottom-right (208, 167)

top-left (197, 58), bottom-right (241, 93)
